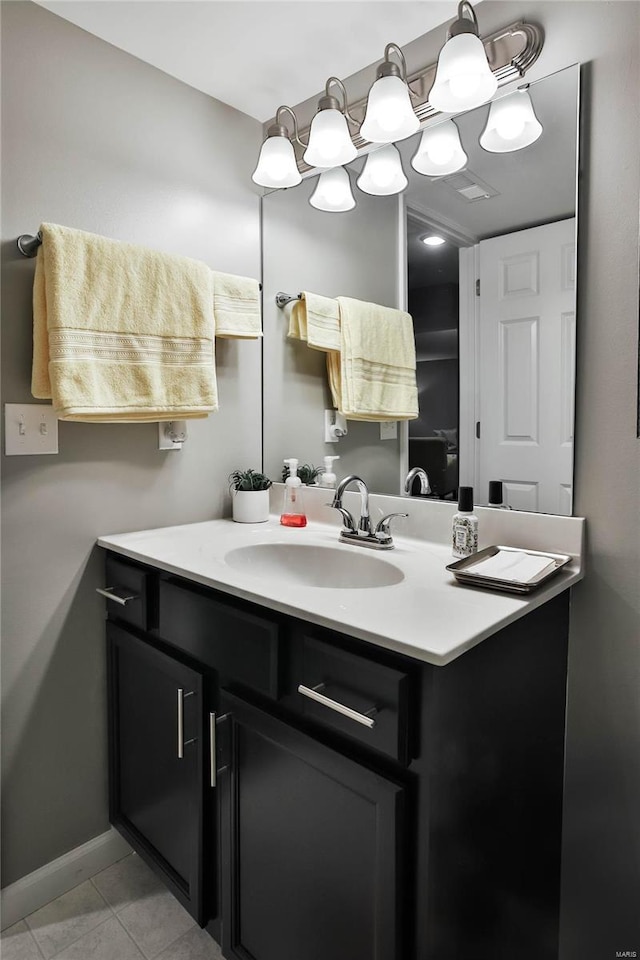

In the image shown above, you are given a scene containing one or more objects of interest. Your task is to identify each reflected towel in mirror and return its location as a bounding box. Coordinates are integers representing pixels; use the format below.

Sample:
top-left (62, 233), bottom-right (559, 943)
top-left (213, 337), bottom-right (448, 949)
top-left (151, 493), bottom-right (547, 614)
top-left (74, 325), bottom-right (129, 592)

top-left (288, 291), bottom-right (341, 352)
top-left (331, 296), bottom-right (418, 422)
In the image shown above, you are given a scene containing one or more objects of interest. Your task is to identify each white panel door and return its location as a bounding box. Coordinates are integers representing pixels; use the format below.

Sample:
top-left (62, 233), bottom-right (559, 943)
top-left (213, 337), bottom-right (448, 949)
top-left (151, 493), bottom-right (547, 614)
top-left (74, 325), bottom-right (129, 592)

top-left (477, 219), bottom-right (576, 514)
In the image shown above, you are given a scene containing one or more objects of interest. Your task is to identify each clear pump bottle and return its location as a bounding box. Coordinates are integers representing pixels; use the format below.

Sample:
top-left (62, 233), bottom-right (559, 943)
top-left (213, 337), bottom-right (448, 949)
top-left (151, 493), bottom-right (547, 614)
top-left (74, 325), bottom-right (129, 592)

top-left (318, 456), bottom-right (340, 489)
top-left (281, 458), bottom-right (307, 527)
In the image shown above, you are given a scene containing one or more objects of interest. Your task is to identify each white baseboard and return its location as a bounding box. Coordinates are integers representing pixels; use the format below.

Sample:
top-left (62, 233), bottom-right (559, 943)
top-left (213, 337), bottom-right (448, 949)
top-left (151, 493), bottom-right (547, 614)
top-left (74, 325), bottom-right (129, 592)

top-left (1, 828), bottom-right (132, 930)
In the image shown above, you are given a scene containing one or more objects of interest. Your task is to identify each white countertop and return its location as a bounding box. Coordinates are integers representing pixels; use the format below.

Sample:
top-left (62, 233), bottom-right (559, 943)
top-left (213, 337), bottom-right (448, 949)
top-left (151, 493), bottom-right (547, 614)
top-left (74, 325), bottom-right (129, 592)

top-left (98, 510), bottom-right (584, 666)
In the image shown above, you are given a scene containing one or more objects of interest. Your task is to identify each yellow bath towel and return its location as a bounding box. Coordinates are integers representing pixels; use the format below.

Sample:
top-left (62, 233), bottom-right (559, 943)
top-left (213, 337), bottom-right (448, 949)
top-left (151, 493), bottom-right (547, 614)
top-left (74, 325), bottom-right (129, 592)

top-left (288, 292), bottom-right (341, 352)
top-left (31, 223), bottom-right (216, 421)
top-left (212, 271), bottom-right (262, 338)
top-left (333, 297), bottom-right (418, 421)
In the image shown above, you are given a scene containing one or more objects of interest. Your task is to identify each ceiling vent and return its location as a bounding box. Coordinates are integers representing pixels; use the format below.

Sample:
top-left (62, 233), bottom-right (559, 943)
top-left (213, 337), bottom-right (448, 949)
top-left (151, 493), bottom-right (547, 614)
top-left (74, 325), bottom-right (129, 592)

top-left (437, 170), bottom-right (499, 202)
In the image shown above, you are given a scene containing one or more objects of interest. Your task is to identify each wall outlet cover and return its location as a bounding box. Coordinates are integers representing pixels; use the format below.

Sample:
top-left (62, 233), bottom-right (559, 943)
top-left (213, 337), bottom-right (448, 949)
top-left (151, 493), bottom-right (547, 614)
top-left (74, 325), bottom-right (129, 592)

top-left (158, 421), bottom-right (187, 450)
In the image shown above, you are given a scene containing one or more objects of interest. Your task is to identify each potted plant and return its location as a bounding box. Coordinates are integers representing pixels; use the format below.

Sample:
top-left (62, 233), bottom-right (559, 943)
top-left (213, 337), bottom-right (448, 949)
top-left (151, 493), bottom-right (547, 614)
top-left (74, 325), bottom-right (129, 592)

top-left (229, 469), bottom-right (272, 523)
top-left (281, 462), bottom-right (322, 485)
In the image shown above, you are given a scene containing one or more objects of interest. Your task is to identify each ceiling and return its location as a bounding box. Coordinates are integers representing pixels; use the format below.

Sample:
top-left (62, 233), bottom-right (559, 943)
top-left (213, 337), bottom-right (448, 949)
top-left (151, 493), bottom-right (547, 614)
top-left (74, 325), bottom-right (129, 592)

top-left (36, 1), bottom-right (459, 122)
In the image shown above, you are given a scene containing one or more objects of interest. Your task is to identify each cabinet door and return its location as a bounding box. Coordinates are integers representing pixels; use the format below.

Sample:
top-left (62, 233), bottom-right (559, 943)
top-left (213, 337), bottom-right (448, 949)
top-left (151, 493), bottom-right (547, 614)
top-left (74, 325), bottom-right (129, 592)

top-left (107, 623), bottom-right (206, 923)
top-left (218, 691), bottom-right (405, 960)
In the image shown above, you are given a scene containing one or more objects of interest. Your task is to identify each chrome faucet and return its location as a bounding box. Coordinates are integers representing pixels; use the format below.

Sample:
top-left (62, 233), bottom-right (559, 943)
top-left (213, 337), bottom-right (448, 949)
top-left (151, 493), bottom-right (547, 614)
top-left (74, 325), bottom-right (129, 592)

top-left (333, 475), bottom-right (372, 536)
top-left (404, 467), bottom-right (431, 496)
top-left (329, 474), bottom-right (408, 550)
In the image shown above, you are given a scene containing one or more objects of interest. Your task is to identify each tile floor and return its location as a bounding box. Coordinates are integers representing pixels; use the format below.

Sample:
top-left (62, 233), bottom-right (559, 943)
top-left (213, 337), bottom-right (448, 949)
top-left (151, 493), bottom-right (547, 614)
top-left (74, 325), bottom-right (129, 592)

top-left (1, 854), bottom-right (224, 960)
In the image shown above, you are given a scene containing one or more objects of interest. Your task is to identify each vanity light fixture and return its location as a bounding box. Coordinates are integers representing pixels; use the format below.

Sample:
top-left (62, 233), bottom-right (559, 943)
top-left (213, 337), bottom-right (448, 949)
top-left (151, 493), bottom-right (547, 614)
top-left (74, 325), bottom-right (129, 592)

top-left (309, 167), bottom-right (356, 212)
top-left (411, 118), bottom-right (468, 177)
top-left (360, 43), bottom-right (420, 144)
top-left (428, 1), bottom-right (497, 114)
top-left (422, 235), bottom-right (446, 246)
top-left (479, 86), bottom-right (543, 152)
top-left (304, 78), bottom-right (358, 169)
top-left (252, 105), bottom-right (305, 189)
top-left (356, 144), bottom-right (408, 196)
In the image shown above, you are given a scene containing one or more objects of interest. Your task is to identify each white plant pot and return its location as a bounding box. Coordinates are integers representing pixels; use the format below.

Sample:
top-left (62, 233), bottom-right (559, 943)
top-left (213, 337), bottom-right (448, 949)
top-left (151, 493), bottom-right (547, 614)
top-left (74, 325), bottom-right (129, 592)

top-left (232, 488), bottom-right (270, 523)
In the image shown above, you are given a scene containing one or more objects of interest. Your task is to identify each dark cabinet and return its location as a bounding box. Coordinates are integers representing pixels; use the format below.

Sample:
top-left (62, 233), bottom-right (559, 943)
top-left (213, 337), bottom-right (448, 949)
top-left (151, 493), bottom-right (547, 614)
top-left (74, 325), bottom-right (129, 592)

top-left (107, 622), bottom-right (208, 924)
top-left (102, 553), bottom-right (570, 960)
top-left (217, 691), bottom-right (405, 960)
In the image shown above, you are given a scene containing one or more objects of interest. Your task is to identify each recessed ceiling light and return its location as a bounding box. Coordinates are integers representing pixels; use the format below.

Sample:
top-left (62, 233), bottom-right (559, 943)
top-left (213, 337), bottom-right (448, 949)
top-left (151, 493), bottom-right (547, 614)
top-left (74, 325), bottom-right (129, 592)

top-left (422, 235), bottom-right (446, 246)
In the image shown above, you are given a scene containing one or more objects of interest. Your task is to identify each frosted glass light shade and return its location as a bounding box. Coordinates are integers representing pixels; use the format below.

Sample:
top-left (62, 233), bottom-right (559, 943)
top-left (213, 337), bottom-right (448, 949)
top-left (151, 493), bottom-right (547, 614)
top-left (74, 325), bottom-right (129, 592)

top-left (304, 109), bottom-right (357, 168)
top-left (252, 135), bottom-right (302, 188)
top-left (429, 33), bottom-right (497, 113)
top-left (309, 167), bottom-right (356, 212)
top-left (356, 145), bottom-right (408, 196)
top-left (360, 75), bottom-right (420, 143)
top-left (480, 89), bottom-right (543, 152)
top-left (411, 119), bottom-right (468, 177)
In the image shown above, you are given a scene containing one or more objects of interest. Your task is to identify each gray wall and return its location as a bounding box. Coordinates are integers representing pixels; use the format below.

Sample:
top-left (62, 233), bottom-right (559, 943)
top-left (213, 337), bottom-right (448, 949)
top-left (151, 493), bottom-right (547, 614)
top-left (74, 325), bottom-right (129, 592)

top-left (1, 1), bottom-right (262, 886)
top-left (262, 178), bottom-right (402, 492)
top-left (291, 2), bottom-right (640, 954)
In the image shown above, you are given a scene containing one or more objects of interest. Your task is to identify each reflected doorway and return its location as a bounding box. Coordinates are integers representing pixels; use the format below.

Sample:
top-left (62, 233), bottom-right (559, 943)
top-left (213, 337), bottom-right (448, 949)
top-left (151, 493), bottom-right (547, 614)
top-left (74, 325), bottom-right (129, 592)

top-left (407, 214), bottom-right (460, 500)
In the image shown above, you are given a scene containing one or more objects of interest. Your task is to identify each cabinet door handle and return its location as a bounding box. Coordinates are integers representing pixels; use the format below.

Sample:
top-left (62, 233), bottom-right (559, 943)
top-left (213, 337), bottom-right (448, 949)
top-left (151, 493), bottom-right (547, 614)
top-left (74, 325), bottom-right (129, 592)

top-left (297, 683), bottom-right (377, 729)
top-left (177, 688), bottom-right (195, 759)
top-left (96, 586), bottom-right (139, 606)
top-left (209, 712), bottom-right (217, 788)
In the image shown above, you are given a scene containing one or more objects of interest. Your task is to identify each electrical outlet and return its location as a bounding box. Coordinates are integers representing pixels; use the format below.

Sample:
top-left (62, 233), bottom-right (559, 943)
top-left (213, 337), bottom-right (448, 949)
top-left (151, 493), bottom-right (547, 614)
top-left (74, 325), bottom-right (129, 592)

top-left (158, 421), bottom-right (187, 450)
top-left (324, 410), bottom-right (347, 443)
top-left (4, 403), bottom-right (59, 455)
top-left (379, 421), bottom-right (398, 441)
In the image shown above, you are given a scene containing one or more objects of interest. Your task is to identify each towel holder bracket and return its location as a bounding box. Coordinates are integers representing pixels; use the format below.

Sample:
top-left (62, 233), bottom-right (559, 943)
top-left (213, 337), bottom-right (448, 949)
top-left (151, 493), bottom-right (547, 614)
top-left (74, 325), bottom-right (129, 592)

top-left (275, 291), bottom-right (302, 309)
top-left (17, 233), bottom-right (43, 258)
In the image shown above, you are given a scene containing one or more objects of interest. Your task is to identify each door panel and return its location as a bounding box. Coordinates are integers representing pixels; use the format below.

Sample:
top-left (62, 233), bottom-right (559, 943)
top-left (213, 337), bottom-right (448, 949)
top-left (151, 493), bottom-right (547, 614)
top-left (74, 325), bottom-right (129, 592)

top-left (107, 623), bottom-right (206, 923)
top-left (478, 219), bottom-right (576, 514)
top-left (219, 691), bottom-right (405, 960)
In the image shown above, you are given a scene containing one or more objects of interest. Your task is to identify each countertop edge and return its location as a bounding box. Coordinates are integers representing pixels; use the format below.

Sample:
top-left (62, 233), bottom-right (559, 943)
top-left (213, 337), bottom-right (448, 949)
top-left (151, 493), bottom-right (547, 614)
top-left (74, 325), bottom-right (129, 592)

top-left (97, 535), bottom-right (583, 667)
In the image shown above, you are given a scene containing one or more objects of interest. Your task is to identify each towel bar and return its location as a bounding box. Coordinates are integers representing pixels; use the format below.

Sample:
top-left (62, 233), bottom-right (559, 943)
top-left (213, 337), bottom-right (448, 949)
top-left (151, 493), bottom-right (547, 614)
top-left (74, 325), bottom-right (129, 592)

top-left (275, 291), bottom-right (302, 308)
top-left (16, 231), bottom-right (263, 291)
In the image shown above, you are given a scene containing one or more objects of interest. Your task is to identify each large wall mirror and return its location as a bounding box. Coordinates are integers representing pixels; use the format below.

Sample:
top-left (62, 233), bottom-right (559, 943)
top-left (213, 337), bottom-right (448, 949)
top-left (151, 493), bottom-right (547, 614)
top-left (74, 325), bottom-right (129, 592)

top-left (262, 64), bottom-right (579, 515)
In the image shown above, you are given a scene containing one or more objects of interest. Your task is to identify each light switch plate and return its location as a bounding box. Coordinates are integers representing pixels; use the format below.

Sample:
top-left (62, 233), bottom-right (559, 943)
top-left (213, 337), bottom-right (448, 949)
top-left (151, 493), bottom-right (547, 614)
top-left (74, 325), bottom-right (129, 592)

top-left (380, 421), bottom-right (398, 440)
top-left (5, 403), bottom-right (59, 455)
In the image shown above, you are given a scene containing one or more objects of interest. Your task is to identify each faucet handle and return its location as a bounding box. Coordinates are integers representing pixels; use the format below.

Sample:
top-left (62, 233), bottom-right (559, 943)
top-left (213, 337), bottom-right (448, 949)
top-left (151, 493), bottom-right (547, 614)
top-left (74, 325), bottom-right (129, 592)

top-left (326, 503), bottom-right (357, 533)
top-left (374, 512), bottom-right (409, 543)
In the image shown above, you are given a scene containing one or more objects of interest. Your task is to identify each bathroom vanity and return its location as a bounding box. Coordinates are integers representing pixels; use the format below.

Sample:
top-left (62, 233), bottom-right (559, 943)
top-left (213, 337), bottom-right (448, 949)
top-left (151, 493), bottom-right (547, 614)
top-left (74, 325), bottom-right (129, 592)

top-left (98, 504), bottom-right (584, 960)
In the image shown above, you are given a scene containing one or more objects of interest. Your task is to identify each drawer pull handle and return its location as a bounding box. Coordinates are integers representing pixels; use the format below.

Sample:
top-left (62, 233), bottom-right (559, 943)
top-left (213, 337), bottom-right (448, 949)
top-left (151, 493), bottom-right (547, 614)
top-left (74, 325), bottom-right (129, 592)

top-left (297, 683), bottom-right (377, 729)
top-left (96, 586), bottom-right (139, 606)
top-left (209, 712), bottom-right (217, 788)
top-left (177, 688), bottom-right (195, 759)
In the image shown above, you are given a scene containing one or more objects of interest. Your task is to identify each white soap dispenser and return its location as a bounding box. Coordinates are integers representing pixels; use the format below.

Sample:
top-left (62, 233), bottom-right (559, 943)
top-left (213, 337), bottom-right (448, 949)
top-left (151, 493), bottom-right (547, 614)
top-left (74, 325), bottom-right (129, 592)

top-left (319, 456), bottom-right (340, 489)
top-left (281, 458), bottom-right (307, 528)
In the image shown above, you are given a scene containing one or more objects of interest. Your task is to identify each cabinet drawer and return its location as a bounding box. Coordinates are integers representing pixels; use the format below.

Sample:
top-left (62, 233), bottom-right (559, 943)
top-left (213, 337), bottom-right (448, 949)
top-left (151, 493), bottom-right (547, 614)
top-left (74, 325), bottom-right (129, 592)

top-left (159, 580), bottom-right (280, 698)
top-left (102, 554), bottom-right (155, 632)
top-left (293, 632), bottom-right (412, 765)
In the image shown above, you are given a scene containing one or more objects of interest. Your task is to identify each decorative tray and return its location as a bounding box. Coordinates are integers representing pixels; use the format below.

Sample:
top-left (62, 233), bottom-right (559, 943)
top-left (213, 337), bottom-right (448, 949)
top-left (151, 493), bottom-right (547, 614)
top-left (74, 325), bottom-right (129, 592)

top-left (446, 545), bottom-right (572, 594)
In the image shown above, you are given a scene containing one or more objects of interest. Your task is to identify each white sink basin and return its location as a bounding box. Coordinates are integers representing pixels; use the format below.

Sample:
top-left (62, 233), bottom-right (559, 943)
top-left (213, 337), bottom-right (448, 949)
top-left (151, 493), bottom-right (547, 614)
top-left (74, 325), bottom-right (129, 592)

top-left (224, 543), bottom-right (405, 589)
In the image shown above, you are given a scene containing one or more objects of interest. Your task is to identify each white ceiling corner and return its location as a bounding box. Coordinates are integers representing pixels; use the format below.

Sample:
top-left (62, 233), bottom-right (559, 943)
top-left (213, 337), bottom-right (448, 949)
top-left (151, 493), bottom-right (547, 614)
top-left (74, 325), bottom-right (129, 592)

top-left (34, 1), bottom-right (459, 122)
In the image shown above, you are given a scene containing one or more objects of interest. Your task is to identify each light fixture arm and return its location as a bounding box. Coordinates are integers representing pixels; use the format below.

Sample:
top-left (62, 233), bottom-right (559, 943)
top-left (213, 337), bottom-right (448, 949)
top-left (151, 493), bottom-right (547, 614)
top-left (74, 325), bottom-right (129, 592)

top-left (379, 42), bottom-right (421, 101)
top-left (382, 42), bottom-right (408, 81)
top-left (274, 105), bottom-right (308, 148)
top-left (324, 77), bottom-right (359, 126)
top-left (449, 1), bottom-right (480, 38)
